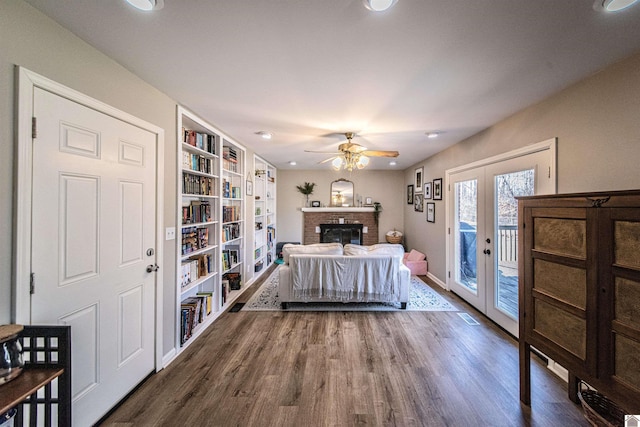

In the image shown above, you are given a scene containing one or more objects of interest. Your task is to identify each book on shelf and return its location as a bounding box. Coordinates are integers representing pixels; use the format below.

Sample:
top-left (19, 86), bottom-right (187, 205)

top-left (182, 128), bottom-right (216, 155)
top-left (183, 173), bottom-right (214, 196)
top-left (222, 222), bottom-right (241, 242)
top-left (182, 151), bottom-right (213, 174)
top-left (196, 291), bottom-right (213, 315)
top-left (222, 206), bottom-right (240, 223)
top-left (182, 200), bottom-right (211, 224)
top-left (181, 226), bottom-right (211, 255)
top-left (222, 244), bottom-right (240, 271)
top-left (223, 272), bottom-right (242, 291)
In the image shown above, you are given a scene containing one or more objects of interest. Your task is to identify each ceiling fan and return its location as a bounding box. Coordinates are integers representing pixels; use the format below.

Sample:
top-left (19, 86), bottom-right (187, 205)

top-left (305, 132), bottom-right (399, 171)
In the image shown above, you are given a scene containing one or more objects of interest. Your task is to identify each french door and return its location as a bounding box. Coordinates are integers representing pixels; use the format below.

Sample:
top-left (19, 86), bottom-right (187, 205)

top-left (447, 141), bottom-right (556, 336)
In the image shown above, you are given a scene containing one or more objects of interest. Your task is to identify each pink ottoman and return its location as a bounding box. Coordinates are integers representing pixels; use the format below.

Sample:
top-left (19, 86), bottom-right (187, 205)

top-left (403, 249), bottom-right (427, 275)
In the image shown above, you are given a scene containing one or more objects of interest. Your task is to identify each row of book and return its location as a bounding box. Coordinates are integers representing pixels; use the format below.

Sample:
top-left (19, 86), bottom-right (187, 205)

top-left (180, 292), bottom-right (213, 345)
top-left (182, 151), bottom-right (214, 175)
top-left (222, 206), bottom-right (241, 223)
top-left (222, 179), bottom-right (241, 198)
top-left (222, 245), bottom-right (240, 271)
top-left (182, 200), bottom-right (211, 225)
top-left (181, 226), bottom-right (209, 256)
top-left (183, 173), bottom-right (214, 196)
top-left (223, 146), bottom-right (239, 173)
top-left (220, 272), bottom-right (242, 305)
top-left (180, 253), bottom-right (214, 288)
top-left (222, 222), bottom-right (241, 242)
top-left (182, 128), bottom-right (216, 155)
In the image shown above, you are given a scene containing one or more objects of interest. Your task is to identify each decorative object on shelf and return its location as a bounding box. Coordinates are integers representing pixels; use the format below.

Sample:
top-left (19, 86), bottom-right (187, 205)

top-left (0, 324), bottom-right (25, 385)
top-left (311, 200), bottom-right (321, 207)
top-left (414, 194), bottom-right (423, 212)
top-left (296, 181), bottom-right (316, 207)
top-left (246, 172), bottom-right (253, 196)
top-left (407, 184), bottom-right (414, 204)
top-left (424, 182), bottom-right (432, 199)
top-left (426, 202), bottom-right (435, 222)
top-left (385, 229), bottom-right (403, 244)
top-left (255, 169), bottom-right (266, 177)
top-left (414, 167), bottom-right (424, 192)
top-left (373, 202), bottom-right (382, 225)
top-left (433, 178), bottom-right (443, 200)
top-left (365, 196), bottom-right (373, 205)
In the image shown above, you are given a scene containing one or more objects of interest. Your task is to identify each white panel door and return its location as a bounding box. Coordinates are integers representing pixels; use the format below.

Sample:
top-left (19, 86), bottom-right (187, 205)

top-left (31, 87), bottom-right (157, 426)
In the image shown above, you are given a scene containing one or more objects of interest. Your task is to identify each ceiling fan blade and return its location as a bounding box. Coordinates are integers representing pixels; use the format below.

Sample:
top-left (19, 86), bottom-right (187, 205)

top-left (361, 150), bottom-right (399, 157)
top-left (305, 149), bottom-right (341, 154)
top-left (319, 156), bottom-right (339, 164)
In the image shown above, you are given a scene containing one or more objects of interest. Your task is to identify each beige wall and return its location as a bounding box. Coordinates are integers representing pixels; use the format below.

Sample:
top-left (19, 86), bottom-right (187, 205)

top-left (404, 50), bottom-right (640, 284)
top-left (0, 0), bottom-right (178, 356)
top-left (277, 169), bottom-right (405, 244)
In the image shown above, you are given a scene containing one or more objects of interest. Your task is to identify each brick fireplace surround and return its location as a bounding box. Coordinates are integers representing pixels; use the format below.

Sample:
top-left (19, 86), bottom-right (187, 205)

top-left (302, 208), bottom-right (378, 246)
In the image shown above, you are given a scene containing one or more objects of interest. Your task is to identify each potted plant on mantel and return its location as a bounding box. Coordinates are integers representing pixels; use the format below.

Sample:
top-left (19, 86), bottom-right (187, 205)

top-left (373, 202), bottom-right (382, 226)
top-left (296, 182), bottom-right (316, 207)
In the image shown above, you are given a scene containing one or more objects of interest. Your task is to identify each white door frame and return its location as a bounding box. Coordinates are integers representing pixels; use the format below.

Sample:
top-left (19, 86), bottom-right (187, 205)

top-left (13, 67), bottom-right (165, 370)
top-left (444, 138), bottom-right (557, 292)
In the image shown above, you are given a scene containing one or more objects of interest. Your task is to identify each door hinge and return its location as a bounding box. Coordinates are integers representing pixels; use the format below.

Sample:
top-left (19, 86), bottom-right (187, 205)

top-left (448, 227), bottom-right (451, 235)
top-left (30, 272), bottom-right (35, 294)
top-left (32, 117), bottom-right (37, 139)
top-left (548, 166), bottom-right (551, 179)
top-left (448, 271), bottom-right (451, 278)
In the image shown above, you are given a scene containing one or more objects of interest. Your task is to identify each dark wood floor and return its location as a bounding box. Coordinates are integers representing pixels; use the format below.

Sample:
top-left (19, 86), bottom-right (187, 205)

top-left (101, 268), bottom-right (588, 426)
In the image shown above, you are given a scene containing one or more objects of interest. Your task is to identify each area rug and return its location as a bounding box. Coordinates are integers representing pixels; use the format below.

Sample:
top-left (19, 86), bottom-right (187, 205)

top-left (243, 267), bottom-right (457, 312)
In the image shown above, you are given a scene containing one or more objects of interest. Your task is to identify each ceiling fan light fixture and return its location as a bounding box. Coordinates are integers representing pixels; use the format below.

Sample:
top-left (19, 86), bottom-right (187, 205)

top-left (363, 0), bottom-right (398, 12)
top-left (594, 0), bottom-right (639, 11)
top-left (356, 155), bottom-right (369, 169)
top-left (125, 0), bottom-right (164, 11)
top-left (332, 157), bottom-right (344, 171)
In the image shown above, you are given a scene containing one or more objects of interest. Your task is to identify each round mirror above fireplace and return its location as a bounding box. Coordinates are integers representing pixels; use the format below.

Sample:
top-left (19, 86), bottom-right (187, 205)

top-left (330, 178), bottom-right (354, 206)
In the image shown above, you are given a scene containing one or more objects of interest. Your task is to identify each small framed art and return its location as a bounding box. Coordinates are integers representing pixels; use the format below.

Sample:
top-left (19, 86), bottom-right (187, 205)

top-left (414, 167), bottom-right (424, 192)
top-left (414, 194), bottom-right (424, 212)
top-left (433, 178), bottom-right (443, 200)
top-left (427, 202), bottom-right (435, 223)
top-left (407, 185), bottom-right (414, 204)
top-left (246, 179), bottom-right (253, 196)
top-left (424, 182), bottom-right (432, 199)
top-left (311, 200), bottom-right (321, 207)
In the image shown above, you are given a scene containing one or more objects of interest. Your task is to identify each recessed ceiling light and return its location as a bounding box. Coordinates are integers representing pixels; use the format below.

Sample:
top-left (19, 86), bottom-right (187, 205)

top-left (255, 131), bottom-right (272, 140)
top-left (594, 0), bottom-right (639, 11)
top-left (426, 132), bottom-right (440, 139)
top-left (289, 161), bottom-right (297, 166)
top-left (125, 0), bottom-right (164, 11)
top-left (363, 0), bottom-right (398, 12)
top-left (389, 161), bottom-right (397, 166)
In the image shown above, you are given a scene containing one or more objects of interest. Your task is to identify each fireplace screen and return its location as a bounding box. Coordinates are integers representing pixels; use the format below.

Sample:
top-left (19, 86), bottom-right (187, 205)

top-left (320, 224), bottom-right (363, 245)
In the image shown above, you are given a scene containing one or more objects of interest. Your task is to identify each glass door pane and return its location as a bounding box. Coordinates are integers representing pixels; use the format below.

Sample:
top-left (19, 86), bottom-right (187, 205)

top-left (494, 169), bottom-right (534, 319)
top-left (455, 179), bottom-right (478, 294)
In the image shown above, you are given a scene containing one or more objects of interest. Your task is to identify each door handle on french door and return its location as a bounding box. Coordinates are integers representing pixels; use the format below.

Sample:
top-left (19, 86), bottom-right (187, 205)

top-left (146, 264), bottom-right (160, 273)
top-left (483, 249), bottom-right (491, 255)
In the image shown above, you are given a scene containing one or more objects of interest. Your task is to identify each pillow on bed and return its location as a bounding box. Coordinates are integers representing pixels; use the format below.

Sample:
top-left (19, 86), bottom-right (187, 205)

top-left (282, 242), bottom-right (343, 264)
top-left (344, 243), bottom-right (404, 257)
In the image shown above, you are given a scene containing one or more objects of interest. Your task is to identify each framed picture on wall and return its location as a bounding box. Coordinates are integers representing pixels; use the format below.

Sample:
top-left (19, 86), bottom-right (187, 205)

top-left (427, 202), bottom-right (435, 223)
top-left (433, 178), bottom-right (443, 200)
top-left (414, 194), bottom-right (424, 212)
top-left (407, 185), bottom-right (414, 204)
top-left (424, 182), bottom-right (432, 199)
top-left (414, 167), bottom-right (424, 192)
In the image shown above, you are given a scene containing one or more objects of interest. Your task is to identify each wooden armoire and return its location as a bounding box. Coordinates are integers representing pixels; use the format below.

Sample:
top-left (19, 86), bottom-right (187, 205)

top-left (518, 190), bottom-right (640, 413)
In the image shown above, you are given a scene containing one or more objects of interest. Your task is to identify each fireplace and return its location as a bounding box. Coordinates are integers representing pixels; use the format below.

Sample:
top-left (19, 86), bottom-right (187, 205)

top-left (302, 208), bottom-right (377, 245)
top-left (320, 223), bottom-right (363, 245)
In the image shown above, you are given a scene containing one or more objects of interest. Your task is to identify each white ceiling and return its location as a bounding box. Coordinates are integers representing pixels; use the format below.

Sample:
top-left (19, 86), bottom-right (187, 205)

top-left (24, 0), bottom-right (640, 170)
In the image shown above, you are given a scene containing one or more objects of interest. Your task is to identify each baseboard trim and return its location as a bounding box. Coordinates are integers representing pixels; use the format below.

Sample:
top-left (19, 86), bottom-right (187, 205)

top-left (426, 272), bottom-right (447, 290)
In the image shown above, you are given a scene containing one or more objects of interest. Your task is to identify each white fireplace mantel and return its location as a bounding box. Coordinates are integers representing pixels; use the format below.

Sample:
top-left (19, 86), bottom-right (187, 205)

top-left (300, 207), bottom-right (375, 213)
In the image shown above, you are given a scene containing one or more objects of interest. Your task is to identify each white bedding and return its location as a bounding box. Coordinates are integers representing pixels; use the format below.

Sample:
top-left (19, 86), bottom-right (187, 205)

top-left (290, 254), bottom-right (401, 302)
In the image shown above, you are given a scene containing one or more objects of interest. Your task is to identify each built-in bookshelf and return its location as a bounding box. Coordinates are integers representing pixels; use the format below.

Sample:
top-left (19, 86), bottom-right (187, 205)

top-left (221, 138), bottom-right (245, 309)
top-left (253, 155), bottom-right (276, 278)
top-left (177, 108), bottom-right (221, 350)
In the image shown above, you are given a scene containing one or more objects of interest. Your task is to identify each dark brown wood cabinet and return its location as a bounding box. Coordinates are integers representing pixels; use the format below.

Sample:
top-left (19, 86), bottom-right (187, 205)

top-left (518, 190), bottom-right (640, 414)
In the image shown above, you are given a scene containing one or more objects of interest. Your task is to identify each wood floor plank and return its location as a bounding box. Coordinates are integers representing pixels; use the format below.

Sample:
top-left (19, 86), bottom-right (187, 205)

top-left (99, 271), bottom-right (588, 426)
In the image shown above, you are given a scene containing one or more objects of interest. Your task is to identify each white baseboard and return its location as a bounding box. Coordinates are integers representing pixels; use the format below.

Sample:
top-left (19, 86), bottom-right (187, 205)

top-left (547, 359), bottom-right (569, 382)
top-left (162, 348), bottom-right (177, 368)
top-left (426, 272), bottom-right (447, 290)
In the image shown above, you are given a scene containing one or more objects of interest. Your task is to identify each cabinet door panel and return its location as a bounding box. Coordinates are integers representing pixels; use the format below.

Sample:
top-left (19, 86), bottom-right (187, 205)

top-left (534, 300), bottom-right (586, 359)
top-left (614, 221), bottom-right (640, 269)
top-left (534, 259), bottom-right (586, 309)
top-left (533, 217), bottom-right (586, 258)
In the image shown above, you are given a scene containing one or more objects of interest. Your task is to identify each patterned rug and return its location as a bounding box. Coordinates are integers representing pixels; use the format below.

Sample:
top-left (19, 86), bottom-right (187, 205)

top-left (243, 267), bottom-right (457, 312)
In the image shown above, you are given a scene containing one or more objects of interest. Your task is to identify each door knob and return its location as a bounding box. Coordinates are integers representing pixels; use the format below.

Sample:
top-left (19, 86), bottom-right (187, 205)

top-left (483, 249), bottom-right (491, 255)
top-left (146, 264), bottom-right (160, 273)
